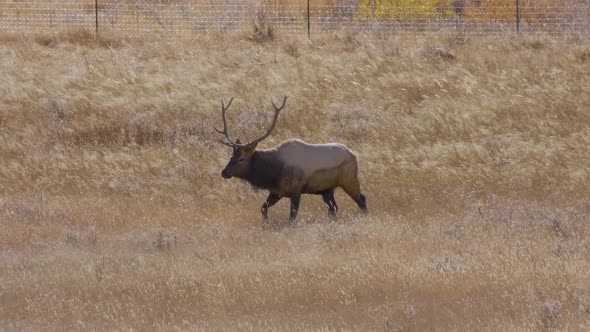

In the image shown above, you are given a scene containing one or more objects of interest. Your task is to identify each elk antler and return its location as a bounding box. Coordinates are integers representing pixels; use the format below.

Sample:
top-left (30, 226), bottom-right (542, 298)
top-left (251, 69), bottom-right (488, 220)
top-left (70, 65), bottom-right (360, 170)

top-left (214, 97), bottom-right (236, 147)
top-left (246, 96), bottom-right (288, 147)
top-left (215, 96), bottom-right (288, 148)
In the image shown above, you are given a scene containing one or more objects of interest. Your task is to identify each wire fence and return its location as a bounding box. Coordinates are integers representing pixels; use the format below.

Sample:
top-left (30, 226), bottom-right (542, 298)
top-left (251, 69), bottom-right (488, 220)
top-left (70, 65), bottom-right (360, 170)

top-left (0, 1), bottom-right (589, 36)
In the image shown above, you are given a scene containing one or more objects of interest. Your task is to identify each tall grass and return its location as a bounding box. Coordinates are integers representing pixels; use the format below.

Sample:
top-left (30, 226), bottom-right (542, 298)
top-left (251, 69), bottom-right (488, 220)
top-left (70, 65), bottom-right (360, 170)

top-left (1, 29), bottom-right (590, 330)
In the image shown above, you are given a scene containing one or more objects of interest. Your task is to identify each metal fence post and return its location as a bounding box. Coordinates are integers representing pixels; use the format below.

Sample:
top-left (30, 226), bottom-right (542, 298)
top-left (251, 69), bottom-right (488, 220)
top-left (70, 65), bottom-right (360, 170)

top-left (95, 0), bottom-right (99, 36)
top-left (516, 0), bottom-right (520, 33)
top-left (307, 0), bottom-right (311, 39)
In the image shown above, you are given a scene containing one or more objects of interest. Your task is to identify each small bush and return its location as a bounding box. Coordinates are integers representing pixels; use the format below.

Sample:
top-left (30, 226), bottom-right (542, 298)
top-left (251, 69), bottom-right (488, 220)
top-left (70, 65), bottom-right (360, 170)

top-left (250, 8), bottom-right (274, 43)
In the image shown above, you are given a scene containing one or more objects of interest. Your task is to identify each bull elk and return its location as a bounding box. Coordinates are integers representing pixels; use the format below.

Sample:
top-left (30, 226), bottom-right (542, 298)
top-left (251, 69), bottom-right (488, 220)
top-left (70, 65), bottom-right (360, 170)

top-left (215, 96), bottom-right (367, 222)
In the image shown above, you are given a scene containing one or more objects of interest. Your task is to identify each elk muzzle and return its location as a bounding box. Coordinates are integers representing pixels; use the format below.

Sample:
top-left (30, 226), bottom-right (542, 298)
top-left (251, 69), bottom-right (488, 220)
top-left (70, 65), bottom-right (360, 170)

top-left (221, 168), bottom-right (232, 179)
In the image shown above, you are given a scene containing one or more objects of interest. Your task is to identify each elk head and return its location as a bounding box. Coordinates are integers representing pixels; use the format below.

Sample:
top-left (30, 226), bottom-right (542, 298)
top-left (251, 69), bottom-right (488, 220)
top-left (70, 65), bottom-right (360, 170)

top-left (215, 96), bottom-right (288, 179)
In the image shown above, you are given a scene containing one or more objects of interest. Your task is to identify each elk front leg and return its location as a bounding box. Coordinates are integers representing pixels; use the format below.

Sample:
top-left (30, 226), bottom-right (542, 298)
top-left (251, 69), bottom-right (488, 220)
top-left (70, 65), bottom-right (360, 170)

top-left (261, 193), bottom-right (281, 223)
top-left (289, 192), bottom-right (301, 222)
top-left (321, 190), bottom-right (338, 217)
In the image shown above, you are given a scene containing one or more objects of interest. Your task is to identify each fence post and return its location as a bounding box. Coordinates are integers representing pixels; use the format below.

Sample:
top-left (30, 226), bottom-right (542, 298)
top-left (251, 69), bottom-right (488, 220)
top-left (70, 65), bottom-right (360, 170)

top-left (95, 0), bottom-right (99, 36)
top-left (516, 0), bottom-right (520, 33)
top-left (307, 0), bottom-right (311, 39)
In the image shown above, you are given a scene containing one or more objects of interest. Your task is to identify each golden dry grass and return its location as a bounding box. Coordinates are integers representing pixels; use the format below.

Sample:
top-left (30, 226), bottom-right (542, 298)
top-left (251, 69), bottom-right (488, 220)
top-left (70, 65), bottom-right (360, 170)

top-left (1, 29), bottom-right (590, 330)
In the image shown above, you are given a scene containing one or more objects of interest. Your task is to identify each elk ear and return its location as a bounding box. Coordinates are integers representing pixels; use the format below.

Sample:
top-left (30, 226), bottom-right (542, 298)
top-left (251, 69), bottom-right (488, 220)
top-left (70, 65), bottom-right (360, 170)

top-left (244, 142), bottom-right (258, 154)
top-left (231, 139), bottom-right (242, 152)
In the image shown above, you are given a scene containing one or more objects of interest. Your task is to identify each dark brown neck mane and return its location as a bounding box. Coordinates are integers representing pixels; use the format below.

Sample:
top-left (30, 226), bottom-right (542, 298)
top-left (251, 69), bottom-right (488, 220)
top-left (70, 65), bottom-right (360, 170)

top-left (241, 150), bottom-right (283, 190)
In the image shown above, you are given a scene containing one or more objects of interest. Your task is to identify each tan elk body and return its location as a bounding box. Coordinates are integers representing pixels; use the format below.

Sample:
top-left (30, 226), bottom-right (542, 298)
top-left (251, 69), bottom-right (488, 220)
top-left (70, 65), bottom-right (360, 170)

top-left (216, 96), bottom-right (367, 222)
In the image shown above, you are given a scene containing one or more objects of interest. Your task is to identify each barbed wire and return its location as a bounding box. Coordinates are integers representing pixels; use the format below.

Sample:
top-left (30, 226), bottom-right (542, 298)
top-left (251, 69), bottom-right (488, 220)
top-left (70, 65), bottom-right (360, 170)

top-left (0, 2), bottom-right (588, 35)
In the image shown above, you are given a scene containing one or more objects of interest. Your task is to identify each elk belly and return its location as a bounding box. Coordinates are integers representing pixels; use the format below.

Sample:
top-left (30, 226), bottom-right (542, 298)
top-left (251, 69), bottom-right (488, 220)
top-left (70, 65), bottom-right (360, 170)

top-left (277, 166), bottom-right (305, 193)
top-left (301, 168), bottom-right (340, 194)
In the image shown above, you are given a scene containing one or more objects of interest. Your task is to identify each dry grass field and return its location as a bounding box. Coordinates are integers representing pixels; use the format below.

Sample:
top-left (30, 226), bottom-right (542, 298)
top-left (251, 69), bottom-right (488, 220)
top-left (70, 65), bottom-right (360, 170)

top-left (1, 28), bottom-right (590, 330)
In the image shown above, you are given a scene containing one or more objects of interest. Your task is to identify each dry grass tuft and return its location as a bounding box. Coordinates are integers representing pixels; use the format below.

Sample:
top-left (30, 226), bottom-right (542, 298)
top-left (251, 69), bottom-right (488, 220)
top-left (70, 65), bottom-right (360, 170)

top-left (0, 32), bottom-right (19, 44)
top-left (541, 299), bottom-right (562, 330)
top-left (1, 31), bottom-right (590, 330)
top-left (283, 39), bottom-right (301, 58)
top-left (34, 34), bottom-right (59, 48)
top-left (526, 39), bottom-right (546, 50)
top-left (579, 48), bottom-right (590, 62)
top-left (249, 8), bottom-right (275, 43)
top-left (152, 228), bottom-right (178, 251)
top-left (422, 46), bottom-right (456, 62)
top-left (30, 29), bottom-right (123, 49)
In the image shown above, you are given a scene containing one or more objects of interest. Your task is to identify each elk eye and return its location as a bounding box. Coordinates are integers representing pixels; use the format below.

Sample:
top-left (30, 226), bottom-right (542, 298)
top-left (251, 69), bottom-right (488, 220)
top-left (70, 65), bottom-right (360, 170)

top-left (238, 158), bottom-right (245, 162)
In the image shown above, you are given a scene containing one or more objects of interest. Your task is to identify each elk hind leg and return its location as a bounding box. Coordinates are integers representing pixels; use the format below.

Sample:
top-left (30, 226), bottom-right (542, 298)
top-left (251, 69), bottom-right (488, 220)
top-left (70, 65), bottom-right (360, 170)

top-left (342, 181), bottom-right (368, 214)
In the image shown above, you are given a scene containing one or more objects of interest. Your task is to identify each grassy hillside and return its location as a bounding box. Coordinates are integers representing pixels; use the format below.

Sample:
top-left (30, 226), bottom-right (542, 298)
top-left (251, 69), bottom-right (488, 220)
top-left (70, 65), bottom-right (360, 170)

top-left (1, 30), bottom-right (590, 330)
